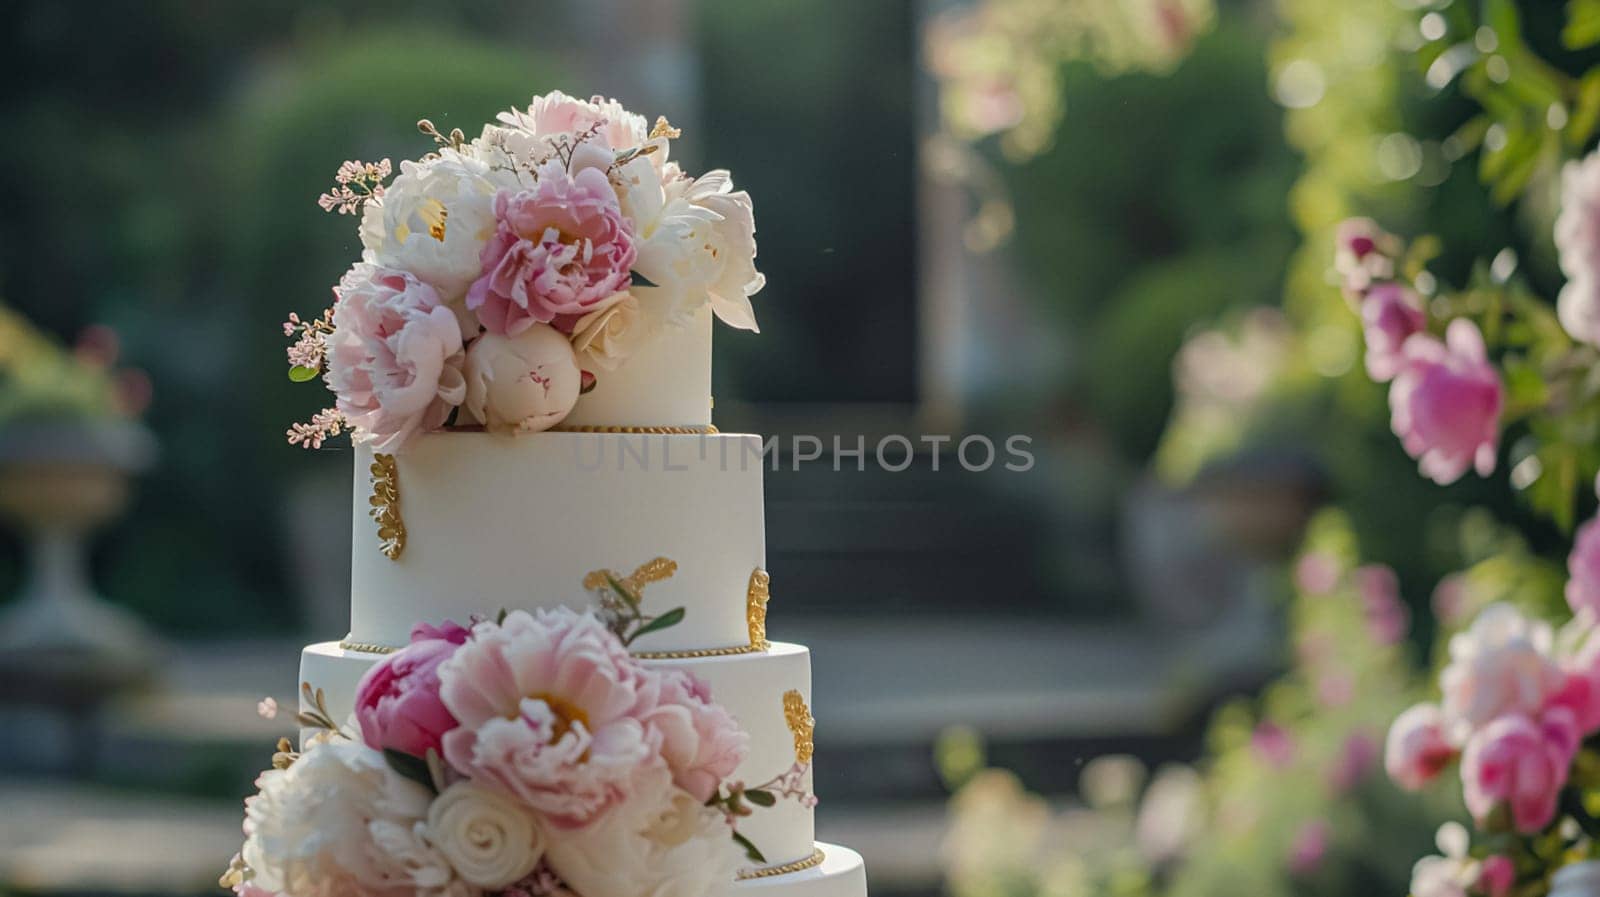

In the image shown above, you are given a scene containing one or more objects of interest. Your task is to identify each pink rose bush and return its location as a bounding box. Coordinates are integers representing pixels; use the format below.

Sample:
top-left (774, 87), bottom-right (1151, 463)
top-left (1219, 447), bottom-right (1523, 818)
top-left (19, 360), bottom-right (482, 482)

top-left (282, 91), bottom-right (766, 452)
top-left (230, 590), bottom-right (795, 897)
top-left (1359, 283), bottom-right (1426, 382)
top-left (1460, 709), bottom-right (1581, 833)
top-left (1389, 320), bottom-right (1503, 486)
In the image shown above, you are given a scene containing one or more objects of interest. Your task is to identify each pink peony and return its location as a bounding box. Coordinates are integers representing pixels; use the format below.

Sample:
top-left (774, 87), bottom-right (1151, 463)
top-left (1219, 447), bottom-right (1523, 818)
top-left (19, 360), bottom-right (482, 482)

top-left (353, 620), bottom-right (471, 759)
top-left (1440, 604), bottom-right (1563, 740)
top-left (1385, 703), bottom-right (1456, 790)
top-left (1355, 564), bottom-right (1410, 646)
top-left (1361, 283), bottom-right (1427, 382)
top-left (1460, 708), bottom-right (1580, 833)
top-left (326, 263), bottom-right (466, 452)
top-left (436, 608), bottom-right (667, 829)
top-left (643, 669), bottom-right (749, 802)
top-left (1568, 515), bottom-right (1600, 618)
top-left (1389, 320), bottom-right (1503, 486)
top-left (465, 162), bottom-right (636, 337)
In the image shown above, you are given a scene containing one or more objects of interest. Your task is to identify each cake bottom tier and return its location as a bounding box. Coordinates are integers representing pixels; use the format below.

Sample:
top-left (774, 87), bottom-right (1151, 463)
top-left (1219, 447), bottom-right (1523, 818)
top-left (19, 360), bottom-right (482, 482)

top-left (736, 843), bottom-right (866, 897)
top-left (300, 640), bottom-right (822, 875)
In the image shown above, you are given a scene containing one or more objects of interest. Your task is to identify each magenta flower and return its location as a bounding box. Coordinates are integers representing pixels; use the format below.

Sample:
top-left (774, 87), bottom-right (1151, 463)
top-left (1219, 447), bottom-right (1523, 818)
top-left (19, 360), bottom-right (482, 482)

top-left (466, 162), bottom-right (636, 337)
top-left (353, 620), bottom-right (471, 759)
top-left (1567, 515), bottom-right (1600, 618)
top-left (1478, 855), bottom-right (1516, 897)
top-left (1461, 708), bottom-right (1580, 833)
top-left (1294, 550), bottom-right (1341, 596)
top-left (1385, 703), bottom-right (1456, 791)
top-left (1328, 731), bottom-right (1379, 794)
top-left (1360, 283), bottom-right (1426, 382)
top-left (1334, 217), bottom-right (1398, 300)
top-left (1252, 722), bottom-right (1296, 769)
top-left (1286, 819), bottom-right (1330, 876)
top-left (436, 608), bottom-right (668, 830)
top-left (1389, 320), bottom-right (1503, 485)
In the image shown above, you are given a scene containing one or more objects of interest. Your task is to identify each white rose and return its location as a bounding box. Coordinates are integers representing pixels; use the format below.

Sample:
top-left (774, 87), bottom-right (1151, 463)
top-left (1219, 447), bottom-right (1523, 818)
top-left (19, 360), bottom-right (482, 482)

top-left (571, 293), bottom-right (644, 371)
top-left (544, 773), bottom-right (742, 897)
top-left (369, 819), bottom-right (478, 897)
top-left (461, 325), bottom-right (581, 433)
top-left (241, 740), bottom-right (434, 897)
top-left (425, 782), bottom-right (543, 888)
top-left (1439, 603), bottom-right (1563, 742)
top-left (360, 150), bottom-right (510, 301)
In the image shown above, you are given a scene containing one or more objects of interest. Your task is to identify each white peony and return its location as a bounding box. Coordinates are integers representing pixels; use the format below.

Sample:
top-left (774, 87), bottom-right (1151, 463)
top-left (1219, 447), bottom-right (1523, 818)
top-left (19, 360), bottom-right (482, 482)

top-left (241, 739), bottom-right (468, 897)
top-left (571, 293), bottom-right (644, 371)
top-left (425, 782), bottom-right (544, 888)
top-left (681, 170), bottom-right (765, 333)
top-left (544, 772), bottom-right (743, 897)
top-left (1439, 603), bottom-right (1563, 743)
top-left (461, 325), bottom-right (582, 433)
top-left (360, 150), bottom-right (511, 301)
top-left (1557, 150), bottom-right (1600, 346)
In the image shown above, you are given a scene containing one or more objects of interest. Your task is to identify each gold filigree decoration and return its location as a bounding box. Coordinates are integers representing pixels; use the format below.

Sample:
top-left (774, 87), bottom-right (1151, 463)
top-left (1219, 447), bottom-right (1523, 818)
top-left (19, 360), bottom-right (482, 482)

top-left (747, 568), bottom-right (771, 650)
top-left (783, 689), bottom-right (815, 764)
top-left (551, 424), bottom-right (718, 434)
top-left (583, 556), bottom-right (679, 596)
top-left (368, 453), bottom-right (405, 560)
top-left (737, 848), bottom-right (826, 880)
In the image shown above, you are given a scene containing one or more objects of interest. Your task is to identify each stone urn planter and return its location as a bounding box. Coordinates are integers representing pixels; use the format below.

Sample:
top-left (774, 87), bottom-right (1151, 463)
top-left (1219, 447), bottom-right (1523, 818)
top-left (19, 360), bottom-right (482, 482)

top-left (1552, 861), bottom-right (1600, 897)
top-left (0, 417), bottom-right (158, 713)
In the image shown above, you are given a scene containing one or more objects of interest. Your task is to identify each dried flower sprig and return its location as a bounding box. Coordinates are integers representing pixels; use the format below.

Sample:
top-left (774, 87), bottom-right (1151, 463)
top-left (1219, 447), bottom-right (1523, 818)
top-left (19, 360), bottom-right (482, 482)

top-left (283, 308), bottom-right (336, 376)
top-left (286, 407), bottom-right (346, 449)
top-left (417, 118), bottom-right (466, 152)
top-left (317, 158), bottom-right (391, 215)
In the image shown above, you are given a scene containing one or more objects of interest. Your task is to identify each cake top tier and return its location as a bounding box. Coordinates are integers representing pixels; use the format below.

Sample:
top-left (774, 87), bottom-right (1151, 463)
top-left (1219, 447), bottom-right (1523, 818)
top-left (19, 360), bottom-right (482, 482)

top-left (279, 90), bottom-right (762, 451)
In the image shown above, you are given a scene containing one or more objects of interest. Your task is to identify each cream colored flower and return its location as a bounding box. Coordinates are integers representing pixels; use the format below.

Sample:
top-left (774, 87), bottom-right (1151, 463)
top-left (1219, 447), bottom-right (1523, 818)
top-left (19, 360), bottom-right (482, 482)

top-left (359, 151), bottom-right (511, 301)
top-left (425, 782), bottom-right (543, 889)
top-left (461, 325), bottom-right (581, 433)
top-left (571, 293), bottom-right (644, 371)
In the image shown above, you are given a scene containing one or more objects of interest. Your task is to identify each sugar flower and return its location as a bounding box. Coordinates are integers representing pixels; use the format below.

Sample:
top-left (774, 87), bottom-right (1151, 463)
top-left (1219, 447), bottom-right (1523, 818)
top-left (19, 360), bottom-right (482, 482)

top-left (326, 264), bottom-right (467, 453)
top-left (1389, 320), bottom-right (1503, 486)
top-left (1460, 708), bottom-right (1580, 833)
top-left (1360, 283), bottom-right (1426, 382)
top-left (241, 739), bottom-right (462, 897)
top-left (645, 668), bottom-right (749, 802)
top-left (1556, 149), bottom-right (1600, 346)
top-left (1385, 703), bottom-right (1456, 790)
top-left (424, 781), bottom-right (544, 888)
top-left (437, 608), bottom-right (667, 829)
top-left (354, 620), bottom-right (471, 759)
top-left (1439, 604), bottom-right (1562, 741)
top-left (460, 325), bottom-right (581, 433)
top-left (465, 161), bottom-right (636, 337)
top-left (543, 772), bottom-right (744, 897)
top-left (360, 152), bottom-right (508, 301)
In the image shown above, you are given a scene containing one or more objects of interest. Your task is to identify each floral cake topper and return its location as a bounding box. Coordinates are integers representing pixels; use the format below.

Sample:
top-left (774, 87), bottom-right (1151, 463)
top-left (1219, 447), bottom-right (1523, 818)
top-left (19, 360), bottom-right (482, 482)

top-left (282, 91), bottom-right (764, 452)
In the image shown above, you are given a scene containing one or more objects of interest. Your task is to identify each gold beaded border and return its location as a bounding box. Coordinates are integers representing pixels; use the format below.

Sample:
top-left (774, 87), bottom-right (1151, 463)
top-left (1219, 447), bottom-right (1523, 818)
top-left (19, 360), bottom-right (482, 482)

top-left (550, 424), bottom-right (719, 434)
top-left (337, 638), bottom-right (769, 659)
top-left (737, 848), bottom-right (826, 881)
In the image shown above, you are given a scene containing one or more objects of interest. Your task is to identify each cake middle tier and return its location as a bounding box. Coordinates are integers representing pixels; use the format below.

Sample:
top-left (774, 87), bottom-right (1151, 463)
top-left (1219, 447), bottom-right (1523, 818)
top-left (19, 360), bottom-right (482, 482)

top-left (299, 640), bottom-right (818, 872)
top-left (349, 432), bottom-right (767, 653)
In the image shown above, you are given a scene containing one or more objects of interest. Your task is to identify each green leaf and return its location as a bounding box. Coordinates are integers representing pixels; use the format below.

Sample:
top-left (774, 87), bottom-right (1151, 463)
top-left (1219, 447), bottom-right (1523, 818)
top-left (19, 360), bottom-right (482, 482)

top-left (732, 830), bottom-right (766, 863)
top-left (384, 748), bottom-right (438, 795)
top-left (288, 365), bottom-right (321, 383)
top-left (628, 606), bottom-right (687, 643)
top-left (1572, 70), bottom-right (1600, 148)
top-left (743, 789), bottom-right (776, 807)
top-left (1566, 0), bottom-right (1600, 50)
top-left (1485, 0), bottom-right (1523, 47)
top-left (630, 269), bottom-right (658, 289)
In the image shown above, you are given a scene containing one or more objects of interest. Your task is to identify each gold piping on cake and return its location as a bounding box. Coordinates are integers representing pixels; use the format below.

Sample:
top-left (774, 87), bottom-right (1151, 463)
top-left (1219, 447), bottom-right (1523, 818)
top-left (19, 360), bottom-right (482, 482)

top-left (746, 568), bottom-right (771, 650)
top-left (368, 453), bottom-right (406, 560)
top-left (783, 689), bottom-right (815, 764)
top-left (550, 424), bottom-right (719, 434)
top-left (630, 642), bottom-right (766, 659)
top-left (583, 557), bottom-right (678, 596)
top-left (737, 848), bottom-right (826, 880)
top-left (338, 638), bottom-right (399, 654)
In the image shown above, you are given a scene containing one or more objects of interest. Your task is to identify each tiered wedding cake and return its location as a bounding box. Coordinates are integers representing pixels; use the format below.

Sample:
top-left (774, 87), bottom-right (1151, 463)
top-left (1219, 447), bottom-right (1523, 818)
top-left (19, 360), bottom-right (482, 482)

top-left (223, 92), bottom-right (867, 897)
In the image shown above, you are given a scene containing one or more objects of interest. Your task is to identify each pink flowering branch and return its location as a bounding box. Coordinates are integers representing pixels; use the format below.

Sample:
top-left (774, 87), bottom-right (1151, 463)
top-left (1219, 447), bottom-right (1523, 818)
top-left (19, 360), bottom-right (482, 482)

top-left (285, 407), bottom-right (345, 449)
top-left (316, 158), bottom-right (391, 215)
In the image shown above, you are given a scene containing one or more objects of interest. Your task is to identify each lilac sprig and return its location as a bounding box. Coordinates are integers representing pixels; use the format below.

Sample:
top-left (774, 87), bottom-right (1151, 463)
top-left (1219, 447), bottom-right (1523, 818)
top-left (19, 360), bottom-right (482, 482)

top-left (317, 158), bottom-right (392, 215)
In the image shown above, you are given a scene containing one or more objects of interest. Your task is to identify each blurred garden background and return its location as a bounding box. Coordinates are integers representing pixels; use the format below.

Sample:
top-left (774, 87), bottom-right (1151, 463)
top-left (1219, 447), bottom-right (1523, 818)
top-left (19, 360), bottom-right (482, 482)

top-left (6, 0), bottom-right (1600, 895)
